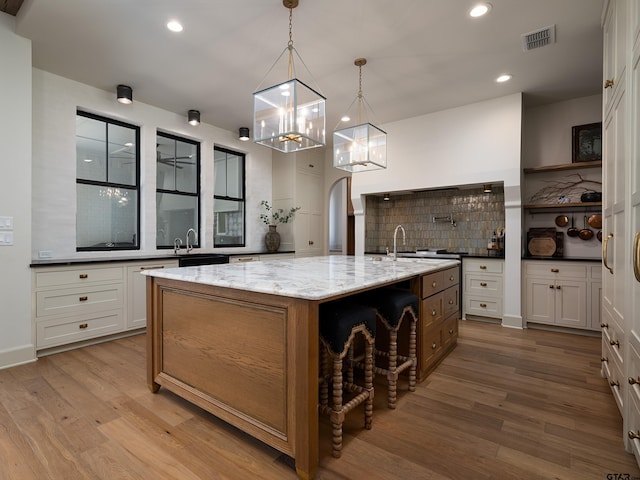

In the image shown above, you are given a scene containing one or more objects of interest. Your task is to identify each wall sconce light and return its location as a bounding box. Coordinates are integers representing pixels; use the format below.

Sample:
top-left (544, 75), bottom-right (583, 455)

top-left (188, 110), bottom-right (200, 126)
top-left (239, 127), bottom-right (250, 141)
top-left (483, 184), bottom-right (492, 193)
top-left (116, 84), bottom-right (133, 104)
top-left (383, 193), bottom-right (390, 201)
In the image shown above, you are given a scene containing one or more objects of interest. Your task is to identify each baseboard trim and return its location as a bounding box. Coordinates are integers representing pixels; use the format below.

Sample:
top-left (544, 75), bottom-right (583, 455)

top-left (501, 313), bottom-right (524, 329)
top-left (0, 344), bottom-right (37, 370)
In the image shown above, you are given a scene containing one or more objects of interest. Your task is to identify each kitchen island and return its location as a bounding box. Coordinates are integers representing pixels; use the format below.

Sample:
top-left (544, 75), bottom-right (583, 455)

top-left (143, 255), bottom-right (459, 479)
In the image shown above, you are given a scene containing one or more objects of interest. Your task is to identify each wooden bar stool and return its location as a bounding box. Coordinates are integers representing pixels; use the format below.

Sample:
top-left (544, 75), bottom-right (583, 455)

top-left (319, 301), bottom-right (376, 458)
top-left (359, 288), bottom-right (418, 409)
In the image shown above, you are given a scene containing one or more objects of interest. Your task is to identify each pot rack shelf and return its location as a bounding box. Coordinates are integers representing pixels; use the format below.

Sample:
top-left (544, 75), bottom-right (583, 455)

top-left (524, 202), bottom-right (602, 213)
top-left (523, 160), bottom-right (602, 174)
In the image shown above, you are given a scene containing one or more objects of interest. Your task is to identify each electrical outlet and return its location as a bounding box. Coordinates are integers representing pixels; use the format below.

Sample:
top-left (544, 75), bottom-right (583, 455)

top-left (38, 250), bottom-right (53, 258)
top-left (0, 232), bottom-right (14, 245)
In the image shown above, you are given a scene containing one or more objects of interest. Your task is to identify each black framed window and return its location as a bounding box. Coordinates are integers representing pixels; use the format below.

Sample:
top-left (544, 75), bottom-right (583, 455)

top-left (156, 132), bottom-right (201, 249)
top-left (214, 146), bottom-right (245, 247)
top-left (76, 111), bottom-right (140, 251)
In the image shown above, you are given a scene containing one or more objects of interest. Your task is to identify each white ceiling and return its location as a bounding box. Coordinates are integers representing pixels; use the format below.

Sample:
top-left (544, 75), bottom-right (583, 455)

top-left (15, 0), bottom-right (604, 138)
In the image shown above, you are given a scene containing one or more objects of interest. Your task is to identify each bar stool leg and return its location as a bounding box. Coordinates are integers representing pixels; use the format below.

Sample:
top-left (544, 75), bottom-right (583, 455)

top-left (387, 329), bottom-right (399, 409)
top-left (331, 357), bottom-right (344, 458)
top-left (408, 319), bottom-right (417, 392)
top-left (364, 340), bottom-right (374, 430)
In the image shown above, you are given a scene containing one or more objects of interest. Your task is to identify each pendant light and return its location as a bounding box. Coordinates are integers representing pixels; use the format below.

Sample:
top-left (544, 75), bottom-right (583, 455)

top-left (333, 58), bottom-right (386, 172)
top-left (252, 0), bottom-right (326, 153)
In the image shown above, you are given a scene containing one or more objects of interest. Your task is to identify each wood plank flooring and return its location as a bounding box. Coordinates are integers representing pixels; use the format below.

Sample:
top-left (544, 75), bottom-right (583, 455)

top-left (1, 320), bottom-right (638, 479)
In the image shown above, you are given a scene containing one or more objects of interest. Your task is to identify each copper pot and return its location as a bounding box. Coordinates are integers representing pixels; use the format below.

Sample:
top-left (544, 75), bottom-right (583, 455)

top-left (597, 230), bottom-right (603, 242)
top-left (588, 214), bottom-right (602, 229)
top-left (579, 215), bottom-right (594, 240)
top-left (555, 215), bottom-right (569, 227)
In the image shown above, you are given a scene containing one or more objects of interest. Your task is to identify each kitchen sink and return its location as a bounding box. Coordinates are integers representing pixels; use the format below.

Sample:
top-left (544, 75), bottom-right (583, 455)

top-left (177, 253), bottom-right (229, 267)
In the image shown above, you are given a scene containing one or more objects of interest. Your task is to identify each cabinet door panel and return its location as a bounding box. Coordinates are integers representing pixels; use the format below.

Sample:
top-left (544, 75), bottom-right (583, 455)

top-left (525, 277), bottom-right (554, 324)
top-left (554, 280), bottom-right (586, 328)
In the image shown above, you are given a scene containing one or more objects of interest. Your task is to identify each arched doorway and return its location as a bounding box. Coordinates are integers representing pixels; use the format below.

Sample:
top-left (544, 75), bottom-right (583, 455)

top-left (328, 177), bottom-right (355, 255)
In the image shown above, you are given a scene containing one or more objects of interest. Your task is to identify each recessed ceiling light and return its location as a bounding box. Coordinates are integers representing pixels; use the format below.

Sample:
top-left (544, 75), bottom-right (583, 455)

top-left (496, 74), bottom-right (513, 83)
top-left (167, 20), bottom-right (183, 32)
top-left (469, 3), bottom-right (492, 18)
top-left (341, 116), bottom-right (350, 122)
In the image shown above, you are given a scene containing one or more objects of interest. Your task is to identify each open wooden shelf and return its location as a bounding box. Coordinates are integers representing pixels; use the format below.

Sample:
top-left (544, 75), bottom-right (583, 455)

top-left (523, 202), bottom-right (602, 211)
top-left (523, 160), bottom-right (602, 174)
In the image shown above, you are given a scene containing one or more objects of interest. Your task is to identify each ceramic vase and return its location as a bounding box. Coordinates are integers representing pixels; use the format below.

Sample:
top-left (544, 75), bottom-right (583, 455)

top-left (265, 225), bottom-right (280, 253)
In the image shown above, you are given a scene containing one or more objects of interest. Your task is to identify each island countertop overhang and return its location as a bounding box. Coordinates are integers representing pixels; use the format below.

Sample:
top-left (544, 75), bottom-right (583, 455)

top-left (142, 255), bottom-right (460, 301)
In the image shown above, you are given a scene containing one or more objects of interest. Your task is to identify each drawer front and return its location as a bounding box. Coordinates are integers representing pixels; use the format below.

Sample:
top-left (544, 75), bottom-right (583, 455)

top-left (605, 319), bottom-right (624, 367)
top-left (421, 293), bottom-right (442, 329)
top-left (590, 265), bottom-right (602, 280)
top-left (420, 325), bottom-right (442, 372)
top-left (36, 267), bottom-right (123, 289)
top-left (422, 271), bottom-right (444, 298)
top-left (229, 256), bottom-right (260, 263)
top-left (628, 341), bottom-right (640, 408)
top-left (442, 313), bottom-right (458, 350)
top-left (524, 262), bottom-right (587, 279)
top-left (37, 310), bottom-right (125, 349)
top-left (443, 267), bottom-right (459, 289)
top-left (465, 296), bottom-right (503, 318)
top-left (36, 284), bottom-right (124, 317)
top-left (609, 359), bottom-right (625, 414)
top-left (442, 285), bottom-right (459, 318)
top-left (465, 274), bottom-right (503, 297)
top-left (464, 258), bottom-right (503, 274)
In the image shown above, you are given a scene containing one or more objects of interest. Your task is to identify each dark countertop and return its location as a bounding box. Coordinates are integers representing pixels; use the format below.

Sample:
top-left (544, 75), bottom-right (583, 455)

top-left (30, 250), bottom-right (295, 268)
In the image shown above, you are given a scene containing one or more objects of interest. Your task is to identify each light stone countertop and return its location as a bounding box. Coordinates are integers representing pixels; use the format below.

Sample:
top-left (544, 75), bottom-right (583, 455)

top-left (142, 255), bottom-right (460, 300)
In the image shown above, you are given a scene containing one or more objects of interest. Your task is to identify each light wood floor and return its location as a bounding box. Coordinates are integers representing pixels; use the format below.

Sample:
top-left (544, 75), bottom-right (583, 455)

top-left (1, 320), bottom-right (638, 479)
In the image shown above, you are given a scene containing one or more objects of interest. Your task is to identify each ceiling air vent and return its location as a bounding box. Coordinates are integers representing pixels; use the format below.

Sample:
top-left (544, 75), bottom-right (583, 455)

top-left (522, 24), bottom-right (556, 51)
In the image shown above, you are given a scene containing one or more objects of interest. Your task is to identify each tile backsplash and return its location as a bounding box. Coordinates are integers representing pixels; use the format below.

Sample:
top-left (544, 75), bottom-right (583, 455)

top-left (365, 186), bottom-right (505, 255)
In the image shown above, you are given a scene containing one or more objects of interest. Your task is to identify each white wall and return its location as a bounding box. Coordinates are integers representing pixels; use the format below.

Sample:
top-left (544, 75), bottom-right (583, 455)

top-left (0, 13), bottom-right (34, 368)
top-left (31, 70), bottom-right (273, 260)
top-left (350, 93), bottom-right (524, 328)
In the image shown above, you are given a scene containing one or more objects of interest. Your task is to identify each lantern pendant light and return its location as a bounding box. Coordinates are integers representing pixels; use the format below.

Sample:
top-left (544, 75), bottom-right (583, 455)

top-left (333, 58), bottom-right (387, 172)
top-left (252, 0), bottom-right (326, 153)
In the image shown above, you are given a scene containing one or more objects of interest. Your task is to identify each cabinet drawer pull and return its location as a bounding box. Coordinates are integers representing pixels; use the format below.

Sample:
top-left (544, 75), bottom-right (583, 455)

top-left (601, 356), bottom-right (608, 363)
top-left (629, 431), bottom-right (640, 440)
top-left (79, 274), bottom-right (88, 279)
top-left (549, 285), bottom-right (554, 289)
top-left (479, 265), bottom-right (487, 270)
top-left (431, 343), bottom-right (437, 350)
top-left (600, 322), bottom-right (609, 329)
top-left (480, 282), bottom-right (487, 287)
top-left (308, 163), bottom-right (314, 168)
top-left (449, 275), bottom-right (455, 281)
top-left (480, 303), bottom-right (487, 308)
top-left (610, 380), bottom-right (620, 388)
top-left (79, 323), bottom-right (88, 329)
top-left (140, 266), bottom-right (165, 271)
top-left (610, 339), bottom-right (620, 347)
top-left (79, 296), bottom-right (88, 302)
top-left (432, 281), bottom-right (437, 288)
top-left (603, 232), bottom-right (614, 274)
top-left (629, 377), bottom-right (640, 385)
top-left (550, 268), bottom-right (559, 273)
top-left (556, 285), bottom-right (561, 290)
top-left (604, 79), bottom-right (614, 89)
top-left (237, 258), bottom-right (254, 262)
top-left (308, 240), bottom-right (314, 245)
top-left (431, 310), bottom-right (437, 316)
top-left (449, 328), bottom-right (454, 334)
top-left (448, 299), bottom-right (454, 305)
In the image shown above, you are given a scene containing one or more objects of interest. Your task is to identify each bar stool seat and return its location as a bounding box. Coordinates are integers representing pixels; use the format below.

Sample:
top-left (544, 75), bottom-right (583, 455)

top-left (319, 300), bottom-right (376, 458)
top-left (357, 288), bottom-right (418, 409)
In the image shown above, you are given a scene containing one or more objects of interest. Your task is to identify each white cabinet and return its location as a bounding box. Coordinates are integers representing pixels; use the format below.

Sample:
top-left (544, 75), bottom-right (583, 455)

top-left (229, 253), bottom-right (295, 263)
top-left (522, 260), bottom-right (600, 331)
top-left (272, 150), bottom-right (325, 257)
top-left (33, 264), bottom-right (125, 350)
top-left (127, 260), bottom-right (178, 330)
top-left (463, 258), bottom-right (503, 320)
top-left (33, 258), bottom-right (178, 353)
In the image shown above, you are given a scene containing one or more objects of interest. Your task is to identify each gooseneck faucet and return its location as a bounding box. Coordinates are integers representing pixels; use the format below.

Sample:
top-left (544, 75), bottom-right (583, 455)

top-left (186, 228), bottom-right (198, 253)
top-left (393, 224), bottom-right (406, 261)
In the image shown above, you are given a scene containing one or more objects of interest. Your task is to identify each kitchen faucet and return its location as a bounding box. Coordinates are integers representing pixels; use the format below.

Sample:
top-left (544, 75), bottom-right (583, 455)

top-left (173, 238), bottom-right (182, 255)
top-left (186, 228), bottom-right (198, 253)
top-left (392, 224), bottom-right (406, 261)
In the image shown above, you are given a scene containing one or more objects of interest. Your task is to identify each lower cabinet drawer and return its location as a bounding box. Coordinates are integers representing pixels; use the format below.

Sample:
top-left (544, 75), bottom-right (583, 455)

top-left (465, 296), bottom-right (503, 318)
top-left (443, 285), bottom-right (459, 318)
top-left (421, 292), bottom-right (442, 329)
top-left (609, 358), bottom-right (625, 414)
top-left (420, 325), bottom-right (442, 372)
top-left (37, 309), bottom-right (125, 349)
top-left (465, 275), bottom-right (503, 296)
top-left (442, 314), bottom-right (458, 350)
top-left (36, 284), bottom-right (124, 317)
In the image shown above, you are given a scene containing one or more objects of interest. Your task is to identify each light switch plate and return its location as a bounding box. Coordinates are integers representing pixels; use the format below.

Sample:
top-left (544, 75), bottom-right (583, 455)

top-left (0, 216), bottom-right (13, 230)
top-left (0, 232), bottom-right (14, 245)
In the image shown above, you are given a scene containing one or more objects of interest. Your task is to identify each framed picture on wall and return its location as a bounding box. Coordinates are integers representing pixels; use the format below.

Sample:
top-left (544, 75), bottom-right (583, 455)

top-left (572, 122), bottom-right (602, 163)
